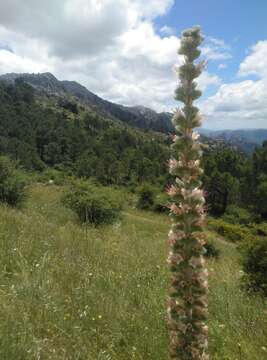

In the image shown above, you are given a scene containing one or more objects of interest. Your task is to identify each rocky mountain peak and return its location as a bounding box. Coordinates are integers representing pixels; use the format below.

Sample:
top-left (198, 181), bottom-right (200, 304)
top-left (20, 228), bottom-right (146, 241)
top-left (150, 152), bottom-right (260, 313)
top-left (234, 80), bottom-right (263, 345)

top-left (0, 71), bottom-right (174, 133)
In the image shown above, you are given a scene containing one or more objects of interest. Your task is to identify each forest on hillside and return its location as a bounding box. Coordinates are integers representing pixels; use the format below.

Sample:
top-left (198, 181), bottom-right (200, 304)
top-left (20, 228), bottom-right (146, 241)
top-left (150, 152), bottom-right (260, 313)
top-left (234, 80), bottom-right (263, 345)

top-left (0, 80), bottom-right (267, 220)
top-left (0, 80), bottom-right (169, 185)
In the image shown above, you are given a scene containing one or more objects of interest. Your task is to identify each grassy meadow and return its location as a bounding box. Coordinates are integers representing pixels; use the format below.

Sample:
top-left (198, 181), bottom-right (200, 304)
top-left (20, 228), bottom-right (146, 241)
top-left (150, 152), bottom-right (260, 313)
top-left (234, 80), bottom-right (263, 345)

top-left (0, 184), bottom-right (266, 359)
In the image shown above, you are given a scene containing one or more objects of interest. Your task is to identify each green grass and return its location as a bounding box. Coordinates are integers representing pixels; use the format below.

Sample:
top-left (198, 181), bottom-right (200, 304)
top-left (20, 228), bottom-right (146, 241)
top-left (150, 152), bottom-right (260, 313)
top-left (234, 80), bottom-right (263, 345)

top-left (0, 185), bottom-right (266, 359)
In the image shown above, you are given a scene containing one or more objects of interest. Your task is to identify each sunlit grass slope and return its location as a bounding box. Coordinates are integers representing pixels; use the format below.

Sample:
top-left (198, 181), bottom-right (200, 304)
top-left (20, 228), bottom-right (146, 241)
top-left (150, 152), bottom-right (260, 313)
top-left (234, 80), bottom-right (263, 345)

top-left (0, 185), bottom-right (266, 359)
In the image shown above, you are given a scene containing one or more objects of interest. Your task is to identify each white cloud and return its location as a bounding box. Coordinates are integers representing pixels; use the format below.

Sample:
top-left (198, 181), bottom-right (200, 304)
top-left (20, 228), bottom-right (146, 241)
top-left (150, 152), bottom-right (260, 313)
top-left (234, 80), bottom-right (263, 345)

top-left (198, 72), bottom-right (221, 90)
top-left (0, 26), bottom-right (53, 74)
top-left (201, 36), bottom-right (232, 61)
top-left (0, 50), bottom-right (46, 74)
top-left (239, 40), bottom-right (267, 78)
top-left (218, 63), bottom-right (227, 70)
top-left (0, 0), bottom-right (220, 112)
top-left (201, 40), bottom-right (267, 129)
top-left (206, 36), bottom-right (230, 49)
top-left (120, 22), bottom-right (179, 65)
top-left (132, 0), bottom-right (174, 18)
top-left (0, 0), bottom-right (175, 59)
top-left (201, 46), bottom-right (232, 61)
top-left (0, 0), bottom-right (134, 58)
top-left (160, 25), bottom-right (175, 36)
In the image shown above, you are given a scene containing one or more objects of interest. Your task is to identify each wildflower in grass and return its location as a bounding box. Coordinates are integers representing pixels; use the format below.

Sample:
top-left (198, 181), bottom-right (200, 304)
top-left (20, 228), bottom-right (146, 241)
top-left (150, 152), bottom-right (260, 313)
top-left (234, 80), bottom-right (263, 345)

top-left (167, 26), bottom-right (209, 360)
top-left (80, 311), bottom-right (87, 318)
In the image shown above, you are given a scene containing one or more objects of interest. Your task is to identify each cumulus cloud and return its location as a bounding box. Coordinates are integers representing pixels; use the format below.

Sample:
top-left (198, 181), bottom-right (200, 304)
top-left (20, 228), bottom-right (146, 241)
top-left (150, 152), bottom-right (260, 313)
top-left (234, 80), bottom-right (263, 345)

top-left (0, 49), bottom-right (47, 74)
top-left (0, 0), bottom-right (133, 58)
top-left (160, 25), bottom-right (175, 36)
top-left (0, 26), bottom-right (52, 74)
top-left (201, 36), bottom-right (232, 61)
top-left (201, 40), bottom-right (267, 129)
top-left (239, 40), bottom-right (267, 78)
top-left (0, 0), bottom-right (175, 58)
top-left (132, 0), bottom-right (174, 18)
top-left (0, 0), bottom-right (220, 111)
top-left (198, 72), bottom-right (221, 90)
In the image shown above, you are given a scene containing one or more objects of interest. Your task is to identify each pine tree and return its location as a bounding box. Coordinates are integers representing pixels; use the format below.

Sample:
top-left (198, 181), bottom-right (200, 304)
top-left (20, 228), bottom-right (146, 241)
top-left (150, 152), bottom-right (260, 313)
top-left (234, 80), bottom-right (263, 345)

top-left (167, 26), bottom-right (209, 360)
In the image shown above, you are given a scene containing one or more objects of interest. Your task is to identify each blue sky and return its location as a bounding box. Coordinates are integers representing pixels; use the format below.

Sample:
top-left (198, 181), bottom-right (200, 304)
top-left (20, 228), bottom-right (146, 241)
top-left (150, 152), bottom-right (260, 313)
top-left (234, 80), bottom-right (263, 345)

top-left (158, 0), bottom-right (267, 43)
top-left (0, 0), bottom-right (266, 129)
top-left (156, 0), bottom-right (267, 85)
top-left (155, 0), bottom-right (267, 129)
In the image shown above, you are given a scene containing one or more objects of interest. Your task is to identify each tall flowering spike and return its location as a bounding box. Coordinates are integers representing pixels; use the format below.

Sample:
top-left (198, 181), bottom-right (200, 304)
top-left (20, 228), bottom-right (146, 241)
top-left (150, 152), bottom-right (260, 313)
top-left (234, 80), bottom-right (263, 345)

top-left (167, 26), bottom-right (209, 360)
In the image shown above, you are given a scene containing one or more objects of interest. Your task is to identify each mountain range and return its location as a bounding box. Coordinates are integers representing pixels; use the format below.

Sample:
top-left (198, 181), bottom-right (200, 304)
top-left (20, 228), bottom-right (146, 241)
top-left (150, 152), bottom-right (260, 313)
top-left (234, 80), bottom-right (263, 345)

top-left (199, 129), bottom-right (267, 153)
top-left (0, 72), bottom-right (173, 133)
top-left (0, 72), bottom-right (267, 153)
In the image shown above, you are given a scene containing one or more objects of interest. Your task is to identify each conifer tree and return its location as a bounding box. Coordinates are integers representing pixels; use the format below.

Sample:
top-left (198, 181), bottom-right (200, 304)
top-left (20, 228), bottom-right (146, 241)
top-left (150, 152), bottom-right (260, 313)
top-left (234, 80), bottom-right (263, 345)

top-left (167, 26), bottom-right (208, 360)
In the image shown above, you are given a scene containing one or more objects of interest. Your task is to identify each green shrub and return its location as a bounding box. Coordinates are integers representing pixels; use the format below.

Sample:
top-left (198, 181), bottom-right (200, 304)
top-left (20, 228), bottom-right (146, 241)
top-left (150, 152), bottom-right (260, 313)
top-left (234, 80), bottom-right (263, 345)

top-left (153, 192), bottom-right (169, 213)
top-left (255, 181), bottom-right (267, 219)
top-left (204, 239), bottom-right (220, 258)
top-left (208, 218), bottom-right (252, 242)
top-left (63, 179), bottom-right (122, 225)
top-left (252, 223), bottom-right (267, 237)
top-left (222, 205), bottom-right (252, 225)
top-left (137, 183), bottom-right (155, 210)
top-left (240, 237), bottom-right (267, 296)
top-left (0, 156), bottom-right (26, 207)
top-left (37, 168), bottom-right (67, 185)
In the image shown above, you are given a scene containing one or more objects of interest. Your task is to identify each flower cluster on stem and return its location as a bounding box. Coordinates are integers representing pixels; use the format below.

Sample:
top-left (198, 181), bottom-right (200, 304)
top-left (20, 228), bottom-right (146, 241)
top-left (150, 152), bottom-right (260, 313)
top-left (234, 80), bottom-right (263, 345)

top-left (167, 26), bottom-right (209, 360)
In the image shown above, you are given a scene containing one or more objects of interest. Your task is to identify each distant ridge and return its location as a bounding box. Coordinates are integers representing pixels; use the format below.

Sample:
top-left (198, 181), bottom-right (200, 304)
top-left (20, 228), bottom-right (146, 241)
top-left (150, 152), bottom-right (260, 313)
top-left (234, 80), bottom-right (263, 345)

top-left (1, 72), bottom-right (266, 152)
top-left (0, 72), bottom-right (173, 133)
top-left (199, 128), bottom-right (267, 153)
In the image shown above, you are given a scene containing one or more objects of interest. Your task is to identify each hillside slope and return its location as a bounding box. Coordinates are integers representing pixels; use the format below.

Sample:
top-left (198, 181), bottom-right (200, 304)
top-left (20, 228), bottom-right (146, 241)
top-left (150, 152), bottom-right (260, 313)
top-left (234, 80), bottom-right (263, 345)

top-left (0, 80), bottom-right (170, 184)
top-left (0, 72), bottom-right (174, 133)
top-left (0, 184), bottom-right (266, 359)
